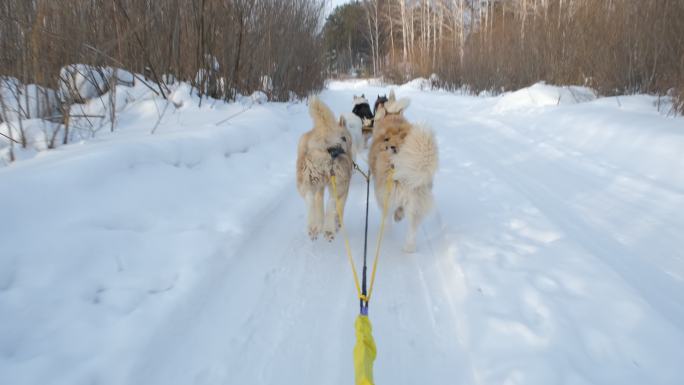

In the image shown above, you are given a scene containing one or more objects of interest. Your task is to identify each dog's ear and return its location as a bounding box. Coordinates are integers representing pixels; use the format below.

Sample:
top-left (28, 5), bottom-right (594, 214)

top-left (385, 97), bottom-right (410, 114)
top-left (339, 115), bottom-right (346, 127)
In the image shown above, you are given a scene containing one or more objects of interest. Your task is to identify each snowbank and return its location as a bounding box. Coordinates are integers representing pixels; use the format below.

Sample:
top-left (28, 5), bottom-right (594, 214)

top-left (510, 93), bottom-right (684, 188)
top-left (0, 77), bottom-right (59, 121)
top-left (59, 64), bottom-right (135, 103)
top-left (494, 82), bottom-right (597, 112)
top-left (397, 75), bottom-right (440, 91)
top-left (0, 79), bottom-right (302, 385)
top-left (326, 78), bottom-right (384, 90)
top-left (1, 75), bottom-right (155, 165)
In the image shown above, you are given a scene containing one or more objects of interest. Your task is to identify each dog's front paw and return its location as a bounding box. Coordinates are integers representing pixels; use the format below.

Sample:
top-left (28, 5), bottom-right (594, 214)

top-left (394, 207), bottom-right (404, 222)
top-left (308, 227), bottom-right (320, 241)
top-left (403, 242), bottom-right (416, 253)
top-left (324, 230), bottom-right (336, 242)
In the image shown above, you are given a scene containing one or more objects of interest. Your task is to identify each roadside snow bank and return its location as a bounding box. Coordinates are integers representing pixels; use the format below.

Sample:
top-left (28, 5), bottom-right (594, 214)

top-left (0, 80), bottom-right (306, 384)
top-left (509, 94), bottom-right (684, 188)
top-left (0, 77), bottom-right (59, 121)
top-left (398, 75), bottom-right (440, 91)
top-left (494, 82), bottom-right (597, 112)
top-left (326, 78), bottom-right (383, 90)
top-left (59, 64), bottom-right (135, 103)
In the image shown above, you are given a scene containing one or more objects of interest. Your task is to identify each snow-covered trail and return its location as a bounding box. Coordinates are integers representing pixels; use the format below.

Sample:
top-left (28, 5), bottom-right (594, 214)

top-left (126, 83), bottom-right (683, 384)
top-left (123, 90), bottom-right (476, 385)
top-left (2, 80), bottom-right (683, 385)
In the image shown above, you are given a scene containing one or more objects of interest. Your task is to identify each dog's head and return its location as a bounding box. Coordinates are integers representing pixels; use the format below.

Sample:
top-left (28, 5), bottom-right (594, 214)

top-left (352, 101), bottom-right (374, 122)
top-left (320, 117), bottom-right (351, 161)
top-left (373, 94), bottom-right (388, 116)
top-left (377, 126), bottom-right (407, 157)
top-left (309, 96), bottom-right (351, 161)
top-left (353, 94), bottom-right (369, 106)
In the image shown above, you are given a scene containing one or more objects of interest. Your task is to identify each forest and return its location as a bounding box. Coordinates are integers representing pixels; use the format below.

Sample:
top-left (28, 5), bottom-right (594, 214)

top-left (324, 0), bottom-right (683, 109)
top-left (1, 0), bottom-right (682, 121)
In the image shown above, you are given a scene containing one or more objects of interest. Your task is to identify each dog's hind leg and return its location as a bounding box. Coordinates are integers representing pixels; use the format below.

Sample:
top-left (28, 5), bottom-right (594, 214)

top-left (307, 189), bottom-right (324, 240)
top-left (323, 196), bottom-right (337, 242)
top-left (314, 189), bottom-right (324, 238)
top-left (403, 208), bottom-right (423, 253)
top-left (324, 183), bottom-right (348, 241)
top-left (305, 191), bottom-right (317, 240)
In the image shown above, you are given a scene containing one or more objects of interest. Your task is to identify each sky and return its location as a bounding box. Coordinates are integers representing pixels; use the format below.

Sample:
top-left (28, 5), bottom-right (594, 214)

top-left (326, 0), bottom-right (351, 15)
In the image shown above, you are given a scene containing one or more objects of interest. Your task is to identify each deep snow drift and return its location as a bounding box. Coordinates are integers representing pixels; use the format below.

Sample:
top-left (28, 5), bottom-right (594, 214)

top-left (1, 79), bottom-right (683, 385)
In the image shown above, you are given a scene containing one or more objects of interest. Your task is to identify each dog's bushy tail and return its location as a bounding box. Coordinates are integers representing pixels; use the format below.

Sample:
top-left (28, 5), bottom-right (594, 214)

top-left (309, 96), bottom-right (336, 129)
top-left (340, 112), bottom-right (363, 161)
top-left (393, 124), bottom-right (438, 189)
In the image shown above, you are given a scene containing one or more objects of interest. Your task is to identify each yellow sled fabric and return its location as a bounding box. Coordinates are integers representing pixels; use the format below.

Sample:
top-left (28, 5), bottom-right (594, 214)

top-left (354, 315), bottom-right (377, 385)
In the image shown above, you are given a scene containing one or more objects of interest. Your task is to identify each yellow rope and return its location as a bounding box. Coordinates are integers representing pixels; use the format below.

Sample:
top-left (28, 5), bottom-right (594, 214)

top-left (330, 169), bottom-right (394, 305)
top-left (330, 174), bottom-right (366, 302)
top-left (366, 169), bottom-right (393, 303)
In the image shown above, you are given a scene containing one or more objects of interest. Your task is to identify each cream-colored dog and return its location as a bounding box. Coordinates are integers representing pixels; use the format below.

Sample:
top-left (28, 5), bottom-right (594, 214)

top-left (297, 96), bottom-right (353, 241)
top-left (369, 90), bottom-right (438, 252)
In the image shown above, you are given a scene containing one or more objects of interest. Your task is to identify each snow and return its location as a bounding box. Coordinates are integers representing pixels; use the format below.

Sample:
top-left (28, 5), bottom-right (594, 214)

top-left (326, 78), bottom-right (384, 90)
top-left (494, 82), bottom-right (597, 112)
top-left (398, 77), bottom-right (438, 91)
top-left (62, 65), bottom-right (135, 96)
top-left (0, 77), bottom-right (59, 121)
top-left (248, 90), bottom-right (269, 104)
top-left (59, 64), bottom-right (132, 103)
top-left (1, 78), bottom-right (684, 385)
top-left (113, 69), bottom-right (135, 86)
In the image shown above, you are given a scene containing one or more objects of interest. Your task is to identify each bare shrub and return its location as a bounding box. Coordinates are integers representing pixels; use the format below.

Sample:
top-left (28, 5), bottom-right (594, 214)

top-left (0, 0), bottom-right (325, 103)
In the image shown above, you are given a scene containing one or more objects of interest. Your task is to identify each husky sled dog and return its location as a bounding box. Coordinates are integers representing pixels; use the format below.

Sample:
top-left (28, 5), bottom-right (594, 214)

top-left (297, 96), bottom-right (353, 241)
top-left (339, 112), bottom-right (363, 161)
top-left (341, 95), bottom-right (375, 154)
top-left (355, 95), bottom-right (375, 148)
top-left (352, 94), bottom-right (374, 124)
top-left (373, 94), bottom-right (388, 116)
top-left (369, 90), bottom-right (438, 252)
top-left (339, 96), bottom-right (365, 159)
